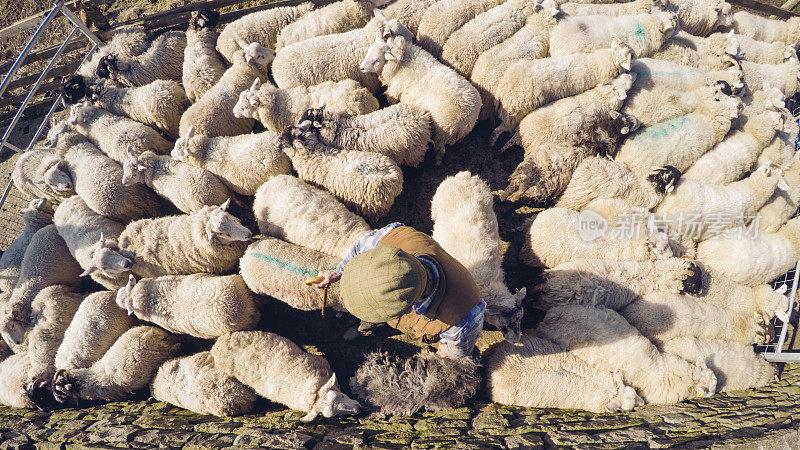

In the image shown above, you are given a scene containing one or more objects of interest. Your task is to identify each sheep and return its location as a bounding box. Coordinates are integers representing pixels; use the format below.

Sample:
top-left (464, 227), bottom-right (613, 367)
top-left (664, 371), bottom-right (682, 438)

top-left (278, 127), bottom-right (404, 221)
top-left (359, 31), bottom-right (481, 165)
top-left (74, 25), bottom-right (151, 83)
top-left (536, 257), bottom-right (702, 310)
top-left (430, 172), bottom-right (526, 343)
top-left (349, 349), bottom-right (480, 416)
top-left (0, 225), bottom-right (82, 351)
top-left (696, 217), bottom-right (800, 286)
top-left (272, 14), bottom-right (413, 93)
top-left (740, 59), bottom-right (800, 97)
top-left (758, 157), bottom-right (800, 233)
top-left (0, 353), bottom-right (35, 408)
top-left (53, 195), bottom-right (130, 290)
top-left (415, 0), bottom-right (508, 57)
top-left (216, 2), bottom-right (315, 63)
top-left (651, 31), bottom-right (739, 72)
top-left (666, 0), bottom-right (732, 37)
top-left (55, 291), bottom-right (136, 372)
top-left (614, 94), bottom-right (742, 177)
top-left (537, 304), bottom-right (718, 405)
top-left (731, 11), bottom-right (800, 46)
top-left (758, 115), bottom-right (799, 170)
top-left (96, 30), bottom-right (186, 87)
top-left (113, 200), bottom-right (251, 279)
top-left (232, 77), bottom-right (379, 133)
top-left (0, 198), bottom-right (53, 293)
top-left (548, 12), bottom-right (679, 58)
top-left (52, 326), bottom-right (180, 403)
top-left (276, 0), bottom-right (390, 50)
top-left (556, 157), bottom-right (680, 211)
top-left (171, 126), bottom-right (291, 195)
top-left (492, 40), bottom-right (634, 144)
top-left (629, 57), bottom-right (746, 96)
top-left (65, 102), bottom-right (172, 164)
top-left (115, 273), bottom-right (259, 339)
top-left (240, 236), bottom-right (345, 312)
top-left (560, 0), bottom-right (664, 17)
top-left (12, 148), bottom-right (75, 204)
top-left (622, 81), bottom-right (728, 128)
top-left (183, 10), bottom-right (226, 103)
top-left (151, 352), bottom-right (258, 417)
top-left (379, 0), bottom-right (439, 35)
top-left (121, 150), bottom-right (231, 214)
top-left (484, 335), bottom-right (643, 413)
top-left (253, 175), bottom-right (371, 257)
top-left (298, 103), bottom-right (432, 167)
top-left (211, 331), bottom-right (360, 422)
top-left (734, 32), bottom-right (798, 65)
top-left (178, 44), bottom-right (275, 138)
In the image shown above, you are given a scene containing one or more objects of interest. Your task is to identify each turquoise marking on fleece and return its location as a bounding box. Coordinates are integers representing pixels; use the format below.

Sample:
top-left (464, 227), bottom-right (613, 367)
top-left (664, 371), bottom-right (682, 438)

top-left (248, 252), bottom-right (335, 277)
top-left (630, 22), bottom-right (647, 45)
top-left (632, 116), bottom-right (690, 142)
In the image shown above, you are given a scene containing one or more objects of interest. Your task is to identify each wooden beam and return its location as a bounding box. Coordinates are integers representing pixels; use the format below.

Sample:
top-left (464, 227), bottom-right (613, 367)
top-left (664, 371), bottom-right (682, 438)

top-left (0, 79), bottom-right (62, 110)
top-left (0, 38), bottom-right (88, 74)
top-left (3, 61), bottom-right (81, 94)
top-left (0, 99), bottom-right (56, 125)
top-left (0, 2), bottom-right (79, 41)
top-left (729, 0), bottom-right (798, 17)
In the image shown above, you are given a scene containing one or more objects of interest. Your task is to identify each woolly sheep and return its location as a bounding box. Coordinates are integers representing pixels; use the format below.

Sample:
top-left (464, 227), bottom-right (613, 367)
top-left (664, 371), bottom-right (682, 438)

top-left (537, 304), bottom-right (717, 405)
top-left (253, 175), bottom-right (370, 257)
top-left (53, 326), bottom-right (180, 403)
top-left (667, 0), bottom-right (732, 37)
top-left (630, 57), bottom-right (746, 96)
top-left (378, 0), bottom-right (439, 36)
top-left (416, 0), bottom-right (507, 57)
top-left (0, 199), bottom-right (53, 293)
top-left (74, 25), bottom-right (151, 83)
top-left (232, 77), bottom-right (379, 133)
top-left (151, 352), bottom-right (258, 417)
top-left (279, 127), bottom-right (404, 221)
top-left (622, 81), bottom-right (727, 128)
top-left (548, 12), bottom-right (679, 58)
top-left (239, 236), bottom-right (345, 312)
top-left (183, 10), bottom-right (226, 103)
top-left (13, 148), bottom-right (75, 204)
top-left (96, 31), bottom-right (186, 87)
top-left (179, 45), bottom-right (275, 138)
top-left (216, 2), bottom-right (315, 63)
top-left (740, 59), bottom-right (800, 97)
top-left (0, 353), bottom-right (35, 408)
top-left (211, 331), bottom-right (360, 422)
top-left (121, 150), bottom-right (231, 214)
top-left (734, 32), bottom-right (798, 65)
top-left (431, 171), bottom-right (526, 342)
top-left (731, 11), bottom-right (800, 46)
top-left (171, 126), bottom-right (291, 195)
top-left (758, 157), bottom-right (800, 233)
top-left (560, 0), bottom-right (664, 17)
top-left (276, 0), bottom-right (390, 49)
top-left (360, 31), bottom-right (481, 164)
top-left (299, 103), bottom-right (432, 167)
top-left (758, 115), bottom-right (799, 169)
top-left (652, 31), bottom-right (739, 72)
top-left (484, 335), bottom-right (643, 412)
top-left (115, 273), bottom-right (259, 339)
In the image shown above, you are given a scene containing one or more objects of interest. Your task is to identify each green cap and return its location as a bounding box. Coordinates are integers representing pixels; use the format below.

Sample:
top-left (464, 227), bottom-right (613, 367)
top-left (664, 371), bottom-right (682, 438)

top-left (340, 245), bottom-right (427, 323)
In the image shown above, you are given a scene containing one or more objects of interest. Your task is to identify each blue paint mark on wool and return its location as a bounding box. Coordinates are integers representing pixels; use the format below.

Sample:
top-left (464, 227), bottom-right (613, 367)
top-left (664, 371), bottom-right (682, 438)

top-left (632, 116), bottom-right (690, 142)
top-left (249, 252), bottom-right (319, 277)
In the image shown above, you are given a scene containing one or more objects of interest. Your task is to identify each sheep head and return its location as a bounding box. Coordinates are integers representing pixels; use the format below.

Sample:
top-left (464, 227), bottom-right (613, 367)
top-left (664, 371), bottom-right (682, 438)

top-left (715, 0), bottom-right (733, 29)
top-left (20, 197), bottom-right (53, 217)
top-left (171, 126), bottom-right (195, 161)
top-left (205, 199), bottom-right (253, 243)
top-left (361, 29), bottom-right (408, 74)
top-left (95, 53), bottom-right (118, 79)
top-left (691, 357), bottom-right (718, 398)
top-left (658, 11), bottom-right (680, 39)
top-left (38, 160), bottom-right (74, 193)
top-left (364, 0), bottom-right (391, 8)
top-left (59, 75), bottom-right (87, 105)
top-left (81, 233), bottom-right (133, 277)
top-left (233, 88), bottom-right (258, 120)
top-left (115, 274), bottom-right (137, 316)
top-left (610, 38), bottom-right (634, 72)
top-left (610, 73), bottom-right (636, 102)
top-left (301, 373), bottom-right (360, 422)
top-left (237, 41), bottom-right (276, 68)
top-left (484, 288), bottom-right (526, 343)
top-left (647, 165), bottom-right (681, 194)
top-left (121, 151), bottom-right (148, 186)
top-left (608, 111), bottom-right (640, 136)
top-left (189, 9), bottom-right (220, 30)
top-left (753, 284), bottom-right (790, 324)
top-left (86, 78), bottom-right (107, 103)
top-left (604, 372), bottom-right (644, 412)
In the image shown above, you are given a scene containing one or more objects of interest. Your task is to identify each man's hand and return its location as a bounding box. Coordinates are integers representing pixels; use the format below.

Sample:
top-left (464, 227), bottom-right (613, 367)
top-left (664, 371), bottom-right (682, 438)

top-left (315, 269), bottom-right (341, 289)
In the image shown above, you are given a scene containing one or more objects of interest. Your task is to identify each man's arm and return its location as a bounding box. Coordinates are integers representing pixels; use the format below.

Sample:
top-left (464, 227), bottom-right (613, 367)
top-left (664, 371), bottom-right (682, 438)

top-left (437, 299), bottom-right (486, 359)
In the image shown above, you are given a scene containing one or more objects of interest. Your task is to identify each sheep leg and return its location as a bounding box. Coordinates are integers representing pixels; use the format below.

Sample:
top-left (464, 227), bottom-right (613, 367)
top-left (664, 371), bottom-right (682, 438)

top-left (23, 379), bottom-right (56, 411)
top-left (52, 369), bottom-right (78, 404)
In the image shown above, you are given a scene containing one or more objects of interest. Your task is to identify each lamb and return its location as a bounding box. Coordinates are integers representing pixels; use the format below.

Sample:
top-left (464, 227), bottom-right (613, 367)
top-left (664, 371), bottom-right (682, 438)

top-left (151, 352), bottom-right (258, 417)
top-left (115, 273), bottom-right (260, 339)
top-left (53, 326), bottom-right (180, 403)
top-left (661, 337), bottom-right (777, 392)
top-left (548, 12), bottom-right (679, 58)
top-left (758, 157), bottom-right (800, 233)
top-left (178, 44), bottom-right (275, 138)
top-left (232, 77), bottom-right (379, 133)
top-left (621, 81), bottom-right (729, 128)
top-left (430, 172), bottom-right (526, 343)
top-left (276, 0), bottom-right (390, 50)
top-left (299, 103), bottom-right (432, 167)
top-left (121, 150), bottom-right (231, 214)
top-left (183, 10), bottom-right (227, 103)
top-left (740, 59), bottom-right (800, 97)
top-left (113, 200), bottom-right (251, 279)
top-left (734, 33), bottom-right (798, 65)
top-left (359, 31), bottom-right (481, 164)
top-left (560, 0), bottom-right (664, 17)
top-left (216, 2), bottom-right (315, 63)
top-left (171, 126), bottom-right (291, 195)
top-left (484, 335), bottom-right (643, 413)
top-left (651, 31), bottom-right (739, 72)
top-left (0, 198), bottom-right (53, 293)
top-left (239, 236), bottom-right (345, 312)
top-left (666, 0), bottom-right (732, 37)
top-left (12, 148), bottom-right (75, 204)
top-left (731, 11), bottom-right (800, 46)
top-left (492, 40), bottom-right (634, 144)
top-left (415, 0), bottom-right (508, 57)
top-left (210, 331), bottom-right (360, 422)
top-left (614, 94), bottom-right (742, 177)
top-left (537, 304), bottom-right (718, 405)
top-left (96, 30), bottom-right (186, 87)
top-left (253, 175), bottom-right (371, 257)
top-left (629, 57), bottom-right (745, 96)
top-left (279, 127), bottom-right (404, 221)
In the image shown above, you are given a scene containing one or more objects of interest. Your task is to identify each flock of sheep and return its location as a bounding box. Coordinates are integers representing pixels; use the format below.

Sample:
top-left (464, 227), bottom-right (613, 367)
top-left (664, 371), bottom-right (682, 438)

top-left (0, 0), bottom-right (798, 420)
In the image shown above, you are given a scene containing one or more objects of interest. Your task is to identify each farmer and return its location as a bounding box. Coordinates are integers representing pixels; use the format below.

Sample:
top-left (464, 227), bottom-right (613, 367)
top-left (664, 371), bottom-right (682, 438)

top-left (314, 222), bottom-right (485, 360)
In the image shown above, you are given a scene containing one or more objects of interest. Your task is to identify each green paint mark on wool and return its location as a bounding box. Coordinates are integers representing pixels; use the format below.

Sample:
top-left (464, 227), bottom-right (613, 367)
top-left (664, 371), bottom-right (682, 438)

top-left (629, 22), bottom-right (647, 46)
top-left (249, 252), bottom-right (320, 277)
top-left (633, 116), bottom-right (690, 141)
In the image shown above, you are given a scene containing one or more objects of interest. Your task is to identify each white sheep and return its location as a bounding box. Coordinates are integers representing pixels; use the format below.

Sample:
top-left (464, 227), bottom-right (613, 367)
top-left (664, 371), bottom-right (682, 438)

top-left (560, 0), bottom-right (664, 17)
top-left (240, 236), bottom-right (345, 312)
top-left (537, 304), bottom-right (718, 405)
top-left (0, 198), bottom-right (53, 293)
top-left (0, 353), bottom-right (35, 408)
top-left (74, 25), bottom-right (151, 83)
top-left (379, 0), bottom-right (440, 35)
top-left (734, 32), bottom-right (798, 65)
top-left (253, 175), bottom-right (371, 257)
top-left (210, 331), bottom-right (360, 422)
top-left (183, 10), bottom-right (227, 103)
top-left (629, 57), bottom-right (745, 95)
top-left (731, 11), bottom-right (800, 46)
top-left (758, 157), bottom-right (800, 233)
top-left (416, 0), bottom-right (508, 57)
top-left (171, 126), bottom-right (291, 196)
top-left (484, 335), bottom-right (643, 412)
top-left (360, 31), bottom-right (481, 164)
top-left (667, 0), bottom-right (732, 37)
top-left (13, 148), bottom-right (75, 204)
top-left (276, 0), bottom-right (390, 50)
top-left (548, 12), bottom-right (679, 58)
top-left (651, 31), bottom-right (739, 72)
top-left (758, 115), bottom-right (799, 170)
top-left (151, 352), bottom-right (258, 417)
top-left (178, 45), bottom-right (275, 138)
top-left (622, 81), bottom-right (726, 128)
top-left (431, 172), bottom-right (526, 342)
top-left (115, 273), bottom-right (260, 339)
top-left (121, 150), bottom-right (231, 214)
top-left (741, 59), bottom-right (800, 97)
top-left (96, 30), bottom-right (186, 87)
top-left (53, 326), bottom-right (180, 403)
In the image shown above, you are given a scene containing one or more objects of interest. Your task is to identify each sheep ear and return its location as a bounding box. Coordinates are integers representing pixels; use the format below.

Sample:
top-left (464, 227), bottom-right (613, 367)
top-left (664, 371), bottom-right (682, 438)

top-left (777, 284), bottom-right (788, 294)
top-left (385, 36), bottom-right (405, 61)
top-left (321, 373), bottom-right (337, 392)
top-left (252, 78), bottom-right (261, 91)
top-left (514, 287), bottom-right (527, 301)
top-left (80, 263), bottom-right (97, 277)
top-left (609, 110), bottom-right (621, 120)
top-left (206, 227), bottom-right (215, 242)
top-left (219, 198), bottom-right (230, 211)
top-left (187, 126), bottom-right (195, 139)
top-left (137, 163), bottom-right (147, 172)
top-left (99, 232), bottom-right (106, 246)
top-left (300, 407), bottom-right (319, 423)
top-left (374, 8), bottom-right (385, 19)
